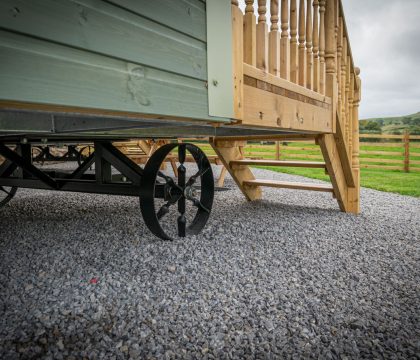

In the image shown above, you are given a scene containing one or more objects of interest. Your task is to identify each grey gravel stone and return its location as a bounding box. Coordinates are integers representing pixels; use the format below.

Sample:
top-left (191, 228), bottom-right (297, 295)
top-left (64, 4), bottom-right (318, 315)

top-left (0, 165), bottom-right (419, 359)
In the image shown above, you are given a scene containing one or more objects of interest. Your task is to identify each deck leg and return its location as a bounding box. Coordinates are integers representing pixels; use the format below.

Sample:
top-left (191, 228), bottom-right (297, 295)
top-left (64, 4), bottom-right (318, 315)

top-left (217, 166), bottom-right (228, 188)
top-left (210, 138), bottom-right (261, 201)
top-left (318, 134), bottom-right (359, 214)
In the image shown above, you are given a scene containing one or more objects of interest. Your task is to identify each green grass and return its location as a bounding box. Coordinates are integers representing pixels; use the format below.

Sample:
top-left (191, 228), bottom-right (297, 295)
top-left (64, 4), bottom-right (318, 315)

top-left (255, 166), bottom-right (420, 197)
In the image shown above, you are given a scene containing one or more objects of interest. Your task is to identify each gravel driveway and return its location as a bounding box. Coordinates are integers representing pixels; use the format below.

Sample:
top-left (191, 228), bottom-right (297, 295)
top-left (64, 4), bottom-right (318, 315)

top-left (1, 167), bottom-right (419, 359)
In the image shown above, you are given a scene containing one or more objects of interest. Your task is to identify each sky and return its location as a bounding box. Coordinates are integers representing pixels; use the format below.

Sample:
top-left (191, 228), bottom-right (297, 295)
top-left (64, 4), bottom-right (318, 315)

top-left (239, 0), bottom-right (420, 119)
top-left (342, 0), bottom-right (420, 119)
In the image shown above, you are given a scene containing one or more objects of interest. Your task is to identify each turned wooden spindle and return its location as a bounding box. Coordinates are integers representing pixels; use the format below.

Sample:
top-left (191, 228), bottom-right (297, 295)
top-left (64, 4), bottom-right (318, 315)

top-left (319, 0), bottom-right (326, 94)
top-left (269, 0), bottom-right (280, 76)
top-left (244, 0), bottom-right (257, 66)
top-left (271, 0), bottom-right (280, 31)
top-left (289, 0), bottom-right (299, 83)
top-left (336, 15), bottom-right (343, 122)
top-left (245, 0), bottom-right (254, 13)
top-left (345, 53), bottom-right (351, 145)
top-left (257, 0), bottom-right (269, 71)
top-left (280, 0), bottom-right (290, 79)
top-left (231, 0), bottom-right (239, 6)
top-left (348, 67), bottom-right (361, 213)
top-left (298, 0), bottom-right (306, 86)
top-left (352, 67), bottom-right (361, 171)
top-left (348, 72), bottom-right (355, 157)
top-left (341, 36), bottom-right (348, 141)
top-left (334, 0), bottom-right (339, 45)
top-left (312, 0), bottom-right (320, 92)
top-left (306, 0), bottom-right (313, 90)
top-left (324, 0), bottom-right (336, 99)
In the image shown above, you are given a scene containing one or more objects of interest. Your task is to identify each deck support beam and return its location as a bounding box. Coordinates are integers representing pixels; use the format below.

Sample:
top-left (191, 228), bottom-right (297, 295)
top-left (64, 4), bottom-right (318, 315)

top-left (210, 138), bottom-right (261, 201)
top-left (318, 133), bottom-right (359, 214)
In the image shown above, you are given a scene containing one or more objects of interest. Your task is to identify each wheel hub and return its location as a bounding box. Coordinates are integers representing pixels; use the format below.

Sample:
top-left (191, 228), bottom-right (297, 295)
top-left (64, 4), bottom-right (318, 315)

top-left (184, 185), bottom-right (198, 200)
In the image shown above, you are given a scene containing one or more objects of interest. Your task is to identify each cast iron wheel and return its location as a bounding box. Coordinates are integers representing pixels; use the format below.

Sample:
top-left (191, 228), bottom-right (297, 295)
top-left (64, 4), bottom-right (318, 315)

top-left (0, 186), bottom-right (17, 208)
top-left (140, 143), bottom-right (214, 240)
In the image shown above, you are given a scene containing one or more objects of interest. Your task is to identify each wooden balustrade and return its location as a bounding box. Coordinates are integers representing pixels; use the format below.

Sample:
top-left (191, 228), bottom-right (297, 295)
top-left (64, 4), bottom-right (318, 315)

top-left (232, 0), bottom-right (361, 212)
top-left (237, 0), bottom-right (358, 94)
top-left (234, 0), bottom-right (360, 157)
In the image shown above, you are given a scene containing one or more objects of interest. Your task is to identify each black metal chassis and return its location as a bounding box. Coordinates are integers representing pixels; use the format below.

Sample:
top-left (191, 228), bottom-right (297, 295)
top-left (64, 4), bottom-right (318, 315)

top-left (0, 107), bottom-right (299, 239)
top-left (0, 140), bottom-right (155, 197)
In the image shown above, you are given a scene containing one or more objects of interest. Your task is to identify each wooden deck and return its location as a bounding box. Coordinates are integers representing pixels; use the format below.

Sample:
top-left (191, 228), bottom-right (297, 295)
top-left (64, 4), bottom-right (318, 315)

top-left (210, 0), bottom-right (361, 214)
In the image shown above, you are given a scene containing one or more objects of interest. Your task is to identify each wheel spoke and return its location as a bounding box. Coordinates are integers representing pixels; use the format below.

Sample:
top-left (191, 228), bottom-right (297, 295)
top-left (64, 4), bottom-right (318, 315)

top-left (157, 170), bottom-right (173, 183)
top-left (177, 144), bottom-right (187, 237)
top-left (177, 213), bottom-right (186, 237)
top-left (186, 168), bottom-right (210, 188)
top-left (191, 198), bottom-right (210, 213)
top-left (178, 143), bottom-right (186, 164)
top-left (156, 202), bottom-right (171, 219)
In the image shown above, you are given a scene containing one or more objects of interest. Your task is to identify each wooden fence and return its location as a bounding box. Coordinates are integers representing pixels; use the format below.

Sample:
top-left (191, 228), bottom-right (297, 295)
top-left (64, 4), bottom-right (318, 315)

top-left (194, 132), bottom-right (420, 173)
top-left (358, 133), bottom-right (420, 172)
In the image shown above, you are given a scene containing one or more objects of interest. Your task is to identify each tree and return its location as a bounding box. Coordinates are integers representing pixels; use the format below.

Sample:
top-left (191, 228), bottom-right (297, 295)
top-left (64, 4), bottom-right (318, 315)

top-left (412, 118), bottom-right (420, 126)
top-left (364, 121), bottom-right (381, 131)
top-left (402, 117), bottom-right (412, 125)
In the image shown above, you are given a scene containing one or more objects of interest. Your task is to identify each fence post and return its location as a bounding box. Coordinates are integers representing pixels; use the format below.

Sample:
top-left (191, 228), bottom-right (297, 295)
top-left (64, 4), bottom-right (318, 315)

top-left (275, 141), bottom-right (280, 160)
top-left (404, 130), bottom-right (410, 172)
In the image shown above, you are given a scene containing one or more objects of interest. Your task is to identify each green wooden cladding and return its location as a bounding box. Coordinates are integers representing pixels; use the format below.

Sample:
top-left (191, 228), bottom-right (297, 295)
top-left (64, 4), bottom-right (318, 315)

top-left (0, 0), bottom-right (229, 123)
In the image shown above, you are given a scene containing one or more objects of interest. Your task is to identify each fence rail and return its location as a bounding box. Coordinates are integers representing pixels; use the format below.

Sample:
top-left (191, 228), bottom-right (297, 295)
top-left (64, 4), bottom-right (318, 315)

top-left (193, 132), bottom-right (420, 173)
top-left (358, 133), bottom-right (419, 172)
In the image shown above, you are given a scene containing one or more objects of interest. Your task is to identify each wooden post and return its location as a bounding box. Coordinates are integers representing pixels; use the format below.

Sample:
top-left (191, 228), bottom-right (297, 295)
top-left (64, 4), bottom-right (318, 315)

top-left (319, 0), bottom-right (326, 94)
top-left (312, 0), bottom-right (320, 92)
top-left (348, 67), bottom-right (361, 214)
top-left (232, 0), bottom-right (244, 120)
top-left (289, 0), bottom-right (299, 83)
top-left (275, 141), bottom-right (280, 160)
top-left (336, 15), bottom-right (343, 124)
top-left (257, 0), bottom-right (269, 71)
top-left (280, 0), bottom-right (290, 79)
top-left (298, 0), bottom-right (306, 86)
top-left (325, 0), bottom-right (336, 99)
top-left (404, 130), bottom-right (410, 172)
top-left (269, 0), bottom-right (280, 76)
top-left (305, 0), bottom-right (313, 90)
top-left (210, 139), bottom-right (262, 201)
top-left (244, 0), bottom-right (257, 66)
top-left (341, 39), bottom-right (348, 143)
top-left (348, 72), bottom-right (354, 158)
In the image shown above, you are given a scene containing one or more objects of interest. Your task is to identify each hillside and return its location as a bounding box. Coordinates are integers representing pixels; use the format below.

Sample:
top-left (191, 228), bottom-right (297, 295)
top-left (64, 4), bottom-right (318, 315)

top-left (360, 112), bottom-right (420, 135)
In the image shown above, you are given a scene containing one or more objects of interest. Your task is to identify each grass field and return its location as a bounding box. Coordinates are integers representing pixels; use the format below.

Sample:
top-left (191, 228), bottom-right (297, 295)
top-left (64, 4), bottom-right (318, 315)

top-left (196, 142), bottom-right (420, 197)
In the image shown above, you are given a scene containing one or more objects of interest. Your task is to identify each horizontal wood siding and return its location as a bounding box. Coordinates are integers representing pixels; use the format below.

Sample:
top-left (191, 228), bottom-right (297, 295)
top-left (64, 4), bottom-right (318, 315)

top-left (0, 31), bottom-right (212, 120)
top-left (0, 0), bottom-right (221, 122)
top-left (106, 0), bottom-right (207, 42)
top-left (0, 0), bottom-right (206, 80)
